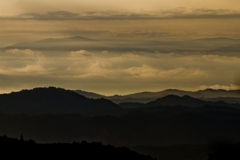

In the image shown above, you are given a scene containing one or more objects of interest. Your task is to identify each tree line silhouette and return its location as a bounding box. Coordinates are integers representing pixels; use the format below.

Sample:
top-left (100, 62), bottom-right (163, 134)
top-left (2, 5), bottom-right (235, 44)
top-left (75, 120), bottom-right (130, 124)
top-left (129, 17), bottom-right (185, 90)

top-left (0, 134), bottom-right (156, 159)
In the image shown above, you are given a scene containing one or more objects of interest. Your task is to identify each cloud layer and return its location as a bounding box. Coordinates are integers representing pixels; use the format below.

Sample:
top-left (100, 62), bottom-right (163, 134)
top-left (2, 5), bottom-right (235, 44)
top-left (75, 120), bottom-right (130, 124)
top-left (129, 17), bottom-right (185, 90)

top-left (1, 8), bottom-right (240, 20)
top-left (1, 1), bottom-right (240, 95)
top-left (0, 49), bottom-right (239, 95)
top-left (1, 8), bottom-right (240, 48)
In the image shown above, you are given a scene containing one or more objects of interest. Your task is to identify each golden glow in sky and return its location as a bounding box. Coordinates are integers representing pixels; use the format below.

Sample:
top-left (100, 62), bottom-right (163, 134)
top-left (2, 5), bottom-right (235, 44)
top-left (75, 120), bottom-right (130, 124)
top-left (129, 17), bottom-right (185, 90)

top-left (0, 0), bottom-right (240, 95)
top-left (1, 0), bottom-right (240, 15)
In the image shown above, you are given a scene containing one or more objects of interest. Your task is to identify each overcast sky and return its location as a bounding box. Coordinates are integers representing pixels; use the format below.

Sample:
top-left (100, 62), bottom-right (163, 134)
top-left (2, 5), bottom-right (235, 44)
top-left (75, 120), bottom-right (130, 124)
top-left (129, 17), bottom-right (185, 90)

top-left (0, 0), bottom-right (240, 95)
top-left (1, 0), bottom-right (240, 15)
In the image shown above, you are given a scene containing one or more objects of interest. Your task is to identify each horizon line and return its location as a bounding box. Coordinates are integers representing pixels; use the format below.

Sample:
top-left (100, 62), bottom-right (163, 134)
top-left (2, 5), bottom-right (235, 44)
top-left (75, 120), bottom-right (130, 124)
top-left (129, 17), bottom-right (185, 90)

top-left (0, 86), bottom-right (239, 97)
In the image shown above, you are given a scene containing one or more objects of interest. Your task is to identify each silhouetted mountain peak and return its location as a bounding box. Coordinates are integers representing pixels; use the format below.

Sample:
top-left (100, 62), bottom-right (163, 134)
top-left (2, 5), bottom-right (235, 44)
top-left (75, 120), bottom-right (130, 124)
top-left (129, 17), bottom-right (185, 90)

top-left (0, 87), bottom-right (120, 115)
top-left (201, 88), bottom-right (225, 92)
top-left (34, 36), bottom-right (95, 43)
top-left (160, 94), bottom-right (182, 101)
top-left (10, 86), bottom-right (87, 101)
top-left (66, 36), bottom-right (95, 41)
top-left (147, 95), bottom-right (208, 107)
top-left (74, 88), bottom-right (240, 104)
top-left (163, 89), bottom-right (181, 92)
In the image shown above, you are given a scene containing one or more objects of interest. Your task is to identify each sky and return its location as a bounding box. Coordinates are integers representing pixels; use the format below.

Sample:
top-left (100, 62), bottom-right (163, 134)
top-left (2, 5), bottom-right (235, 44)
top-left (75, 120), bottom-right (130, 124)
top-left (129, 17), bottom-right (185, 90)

top-left (0, 0), bottom-right (240, 95)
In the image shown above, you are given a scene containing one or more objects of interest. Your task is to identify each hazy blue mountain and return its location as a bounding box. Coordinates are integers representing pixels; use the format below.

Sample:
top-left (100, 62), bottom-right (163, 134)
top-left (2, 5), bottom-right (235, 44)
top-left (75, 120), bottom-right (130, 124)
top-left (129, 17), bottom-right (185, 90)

top-left (3, 36), bottom-right (96, 52)
top-left (202, 97), bottom-right (240, 104)
top-left (2, 36), bottom-right (240, 54)
top-left (119, 95), bottom-right (240, 109)
top-left (4, 42), bottom-right (31, 49)
top-left (170, 37), bottom-right (240, 52)
top-left (33, 36), bottom-right (95, 44)
top-left (211, 43), bottom-right (240, 52)
top-left (0, 87), bottom-right (120, 116)
top-left (142, 95), bottom-right (208, 108)
top-left (74, 88), bottom-right (240, 104)
top-left (15, 36), bottom-right (94, 46)
top-left (116, 89), bottom-right (240, 99)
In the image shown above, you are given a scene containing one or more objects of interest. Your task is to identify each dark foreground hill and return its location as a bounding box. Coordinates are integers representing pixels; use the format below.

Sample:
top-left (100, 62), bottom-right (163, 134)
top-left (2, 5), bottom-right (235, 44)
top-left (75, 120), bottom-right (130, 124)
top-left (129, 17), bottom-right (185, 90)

top-left (1, 109), bottom-right (240, 160)
top-left (1, 106), bottom-right (240, 146)
top-left (0, 87), bottom-right (120, 116)
top-left (1, 87), bottom-right (240, 159)
top-left (0, 135), bottom-right (156, 160)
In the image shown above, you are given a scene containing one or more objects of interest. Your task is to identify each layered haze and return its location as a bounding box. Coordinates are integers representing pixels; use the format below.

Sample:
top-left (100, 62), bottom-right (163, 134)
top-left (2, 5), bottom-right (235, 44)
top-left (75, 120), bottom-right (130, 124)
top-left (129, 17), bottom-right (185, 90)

top-left (0, 0), bottom-right (240, 95)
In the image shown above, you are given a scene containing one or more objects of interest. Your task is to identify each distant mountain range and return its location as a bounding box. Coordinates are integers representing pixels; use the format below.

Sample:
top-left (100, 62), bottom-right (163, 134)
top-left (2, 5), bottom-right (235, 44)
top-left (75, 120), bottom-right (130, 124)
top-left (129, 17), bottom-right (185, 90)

top-left (74, 88), bottom-right (240, 104)
top-left (3, 36), bottom-right (95, 51)
top-left (0, 87), bottom-right (239, 116)
top-left (1, 36), bottom-right (240, 54)
top-left (119, 95), bottom-right (240, 109)
top-left (211, 43), bottom-right (240, 53)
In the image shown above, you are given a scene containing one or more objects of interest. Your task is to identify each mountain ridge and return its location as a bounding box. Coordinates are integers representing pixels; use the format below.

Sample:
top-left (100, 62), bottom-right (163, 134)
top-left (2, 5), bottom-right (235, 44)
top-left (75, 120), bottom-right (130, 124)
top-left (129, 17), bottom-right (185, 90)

top-left (74, 88), bottom-right (240, 104)
top-left (2, 36), bottom-right (240, 54)
top-left (0, 87), bottom-right (120, 116)
top-left (119, 94), bottom-right (240, 109)
top-left (1, 87), bottom-right (239, 115)
top-left (34, 36), bottom-right (96, 43)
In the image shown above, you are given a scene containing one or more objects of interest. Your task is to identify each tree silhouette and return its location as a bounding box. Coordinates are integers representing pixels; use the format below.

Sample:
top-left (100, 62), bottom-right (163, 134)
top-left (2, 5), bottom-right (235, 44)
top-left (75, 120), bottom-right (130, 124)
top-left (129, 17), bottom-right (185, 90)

top-left (208, 143), bottom-right (240, 160)
top-left (20, 134), bottom-right (24, 142)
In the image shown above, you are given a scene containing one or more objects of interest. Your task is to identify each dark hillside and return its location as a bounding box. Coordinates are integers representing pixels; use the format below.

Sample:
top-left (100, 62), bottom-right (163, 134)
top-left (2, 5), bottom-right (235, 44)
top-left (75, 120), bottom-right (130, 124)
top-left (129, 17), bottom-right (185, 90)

top-left (0, 87), bottom-right (120, 116)
top-left (0, 135), bottom-right (156, 160)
